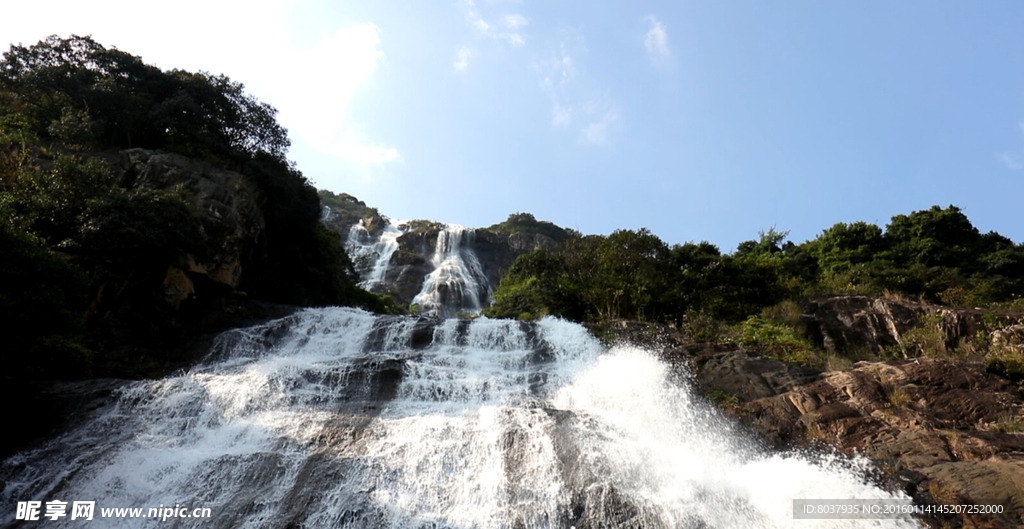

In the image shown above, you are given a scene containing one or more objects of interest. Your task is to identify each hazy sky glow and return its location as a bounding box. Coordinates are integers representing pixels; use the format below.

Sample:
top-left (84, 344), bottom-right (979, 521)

top-left (4, 1), bottom-right (1023, 250)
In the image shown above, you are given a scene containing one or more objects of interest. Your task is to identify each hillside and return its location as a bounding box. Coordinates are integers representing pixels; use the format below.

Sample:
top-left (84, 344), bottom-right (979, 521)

top-left (0, 36), bottom-right (387, 381)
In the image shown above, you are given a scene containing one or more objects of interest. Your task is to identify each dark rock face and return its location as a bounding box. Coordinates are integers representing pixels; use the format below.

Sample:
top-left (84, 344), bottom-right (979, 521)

top-left (119, 148), bottom-right (265, 306)
top-left (474, 230), bottom-right (558, 291)
top-left (743, 359), bottom-right (1024, 529)
top-left (387, 229), bottom-right (440, 303)
top-left (689, 346), bottom-right (822, 402)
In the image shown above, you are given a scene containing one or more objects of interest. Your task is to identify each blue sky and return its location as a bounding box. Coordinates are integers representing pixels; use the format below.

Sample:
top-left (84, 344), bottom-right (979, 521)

top-left (4, 1), bottom-right (1023, 250)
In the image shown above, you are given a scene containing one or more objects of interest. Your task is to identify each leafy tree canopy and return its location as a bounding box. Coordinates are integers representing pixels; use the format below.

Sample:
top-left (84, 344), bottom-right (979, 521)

top-left (0, 35), bottom-right (289, 161)
top-left (487, 212), bottom-right (570, 242)
top-left (488, 205), bottom-right (1024, 326)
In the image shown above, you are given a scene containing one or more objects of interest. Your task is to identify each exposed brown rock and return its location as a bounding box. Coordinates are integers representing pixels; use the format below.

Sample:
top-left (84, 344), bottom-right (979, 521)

top-left (120, 148), bottom-right (264, 292)
top-left (719, 356), bottom-right (1024, 528)
top-left (801, 295), bottom-right (994, 357)
top-left (598, 297), bottom-right (1024, 529)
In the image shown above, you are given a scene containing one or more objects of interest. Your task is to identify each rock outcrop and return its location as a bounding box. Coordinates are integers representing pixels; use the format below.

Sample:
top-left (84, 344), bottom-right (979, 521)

top-left (118, 149), bottom-right (265, 307)
top-left (801, 295), bottom-right (993, 357)
top-left (603, 298), bottom-right (1024, 529)
top-left (740, 358), bottom-right (1024, 529)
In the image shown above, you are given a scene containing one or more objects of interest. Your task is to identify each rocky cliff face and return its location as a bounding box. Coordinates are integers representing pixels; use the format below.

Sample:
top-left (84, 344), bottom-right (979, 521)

top-left (323, 203), bottom-right (560, 312)
top-left (118, 149), bottom-right (265, 308)
top-left (743, 359), bottom-right (1024, 525)
top-left (801, 295), bottom-right (995, 358)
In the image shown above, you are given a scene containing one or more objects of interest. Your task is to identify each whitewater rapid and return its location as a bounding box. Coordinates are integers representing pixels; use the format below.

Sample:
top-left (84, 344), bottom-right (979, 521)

top-left (1, 308), bottom-right (918, 528)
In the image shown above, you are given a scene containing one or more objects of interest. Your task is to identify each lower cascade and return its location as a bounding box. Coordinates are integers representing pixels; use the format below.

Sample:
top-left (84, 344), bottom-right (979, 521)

top-left (2, 308), bottom-right (918, 528)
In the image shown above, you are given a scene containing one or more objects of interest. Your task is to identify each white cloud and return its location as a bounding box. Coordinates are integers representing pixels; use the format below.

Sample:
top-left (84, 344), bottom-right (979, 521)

top-left (505, 33), bottom-right (526, 47)
top-left (471, 15), bottom-right (491, 33)
top-left (537, 43), bottom-right (574, 91)
top-left (534, 37), bottom-right (618, 145)
top-left (1000, 152), bottom-right (1023, 170)
top-left (552, 105), bottom-right (571, 127)
top-left (582, 109), bottom-right (618, 145)
top-left (458, 0), bottom-right (527, 47)
top-left (535, 43), bottom-right (575, 126)
top-left (454, 46), bottom-right (474, 70)
top-left (644, 15), bottom-right (671, 66)
top-left (325, 131), bottom-right (401, 165)
top-left (461, 0), bottom-right (492, 34)
top-left (999, 121), bottom-right (1024, 170)
top-left (504, 14), bottom-right (528, 29)
top-left (273, 24), bottom-right (398, 166)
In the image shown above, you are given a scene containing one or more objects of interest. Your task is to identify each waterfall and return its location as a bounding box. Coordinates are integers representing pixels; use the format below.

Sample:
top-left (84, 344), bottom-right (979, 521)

top-left (2, 308), bottom-right (919, 528)
top-left (346, 219), bottom-right (405, 291)
top-left (411, 224), bottom-right (491, 318)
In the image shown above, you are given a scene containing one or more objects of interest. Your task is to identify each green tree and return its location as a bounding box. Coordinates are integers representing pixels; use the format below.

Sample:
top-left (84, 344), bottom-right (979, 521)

top-left (883, 205), bottom-right (981, 269)
top-left (811, 221), bottom-right (884, 277)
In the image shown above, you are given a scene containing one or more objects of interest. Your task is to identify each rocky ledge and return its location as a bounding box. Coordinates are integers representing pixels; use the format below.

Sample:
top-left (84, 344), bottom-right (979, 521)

top-left (602, 296), bottom-right (1024, 529)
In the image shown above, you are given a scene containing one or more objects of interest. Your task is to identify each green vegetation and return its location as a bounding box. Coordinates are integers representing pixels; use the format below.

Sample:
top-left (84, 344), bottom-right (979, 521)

top-left (992, 413), bottom-right (1024, 433)
top-left (404, 219), bottom-right (445, 234)
top-left (487, 212), bottom-right (572, 242)
top-left (984, 350), bottom-right (1024, 385)
top-left (736, 315), bottom-right (816, 366)
top-left (487, 206), bottom-right (1024, 368)
top-left (5, 36), bottom-right (1024, 379)
top-left (0, 35), bottom-right (386, 380)
top-left (318, 190), bottom-right (380, 220)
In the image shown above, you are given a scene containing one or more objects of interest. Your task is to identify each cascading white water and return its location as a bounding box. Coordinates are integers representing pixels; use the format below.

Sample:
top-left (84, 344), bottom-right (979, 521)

top-left (1, 309), bottom-right (920, 528)
top-left (346, 219), bottom-right (406, 290)
top-left (411, 224), bottom-right (491, 318)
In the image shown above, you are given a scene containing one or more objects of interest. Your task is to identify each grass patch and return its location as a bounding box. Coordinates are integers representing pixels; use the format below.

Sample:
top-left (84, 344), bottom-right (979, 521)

top-left (992, 413), bottom-right (1024, 433)
top-left (822, 353), bottom-right (854, 371)
top-left (983, 349), bottom-right (1024, 384)
top-left (886, 385), bottom-right (911, 408)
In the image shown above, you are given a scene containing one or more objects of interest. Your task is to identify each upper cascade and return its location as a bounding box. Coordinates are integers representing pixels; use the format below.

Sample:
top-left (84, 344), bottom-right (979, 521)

top-left (321, 196), bottom-right (568, 318)
top-left (411, 224), bottom-right (492, 318)
top-left (346, 219), bottom-right (493, 318)
top-left (338, 218), bottom-right (525, 318)
top-left (346, 217), bottom-right (406, 291)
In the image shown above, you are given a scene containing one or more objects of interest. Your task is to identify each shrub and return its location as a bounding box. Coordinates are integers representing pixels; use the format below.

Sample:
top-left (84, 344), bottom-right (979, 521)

top-left (760, 300), bottom-right (802, 326)
top-left (893, 314), bottom-right (948, 358)
top-left (683, 310), bottom-right (723, 343)
top-left (984, 351), bottom-right (1024, 383)
top-left (737, 315), bottom-right (817, 366)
